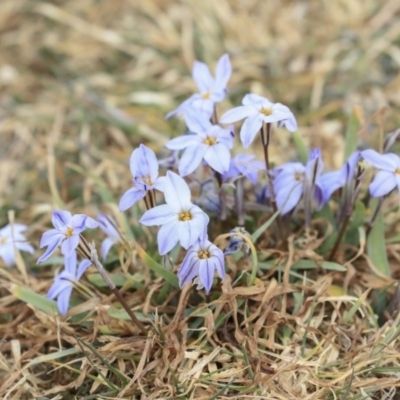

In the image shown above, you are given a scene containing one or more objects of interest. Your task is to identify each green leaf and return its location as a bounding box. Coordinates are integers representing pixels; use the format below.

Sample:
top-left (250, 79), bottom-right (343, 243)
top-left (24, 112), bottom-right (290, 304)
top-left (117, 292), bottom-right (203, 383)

top-left (367, 199), bottom-right (390, 276)
top-left (344, 109), bottom-right (360, 160)
top-left (10, 284), bottom-right (59, 315)
top-left (26, 348), bottom-right (80, 367)
top-left (87, 272), bottom-right (144, 289)
top-left (251, 209), bottom-right (280, 243)
top-left (322, 261), bottom-right (346, 271)
top-left (136, 245), bottom-right (179, 288)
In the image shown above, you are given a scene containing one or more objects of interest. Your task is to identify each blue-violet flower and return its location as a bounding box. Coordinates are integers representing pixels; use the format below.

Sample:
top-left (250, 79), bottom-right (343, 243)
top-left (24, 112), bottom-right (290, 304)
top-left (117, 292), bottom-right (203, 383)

top-left (361, 149), bottom-right (400, 197)
top-left (47, 251), bottom-right (92, 315)
top-left (38, 210), bottom-right (98, 263)
top-left (220, 94), bottom-right (297, 148)
top-left (178, 233), bottom-right (225, 294)
top-left (165, 110), bottom-right (233, 176)
top-left (119, 144), bottom-right (165, 211)
top-left (166, 54), bottom-right (232, 119)
top-left (139, 171), bottom-right (209, 255)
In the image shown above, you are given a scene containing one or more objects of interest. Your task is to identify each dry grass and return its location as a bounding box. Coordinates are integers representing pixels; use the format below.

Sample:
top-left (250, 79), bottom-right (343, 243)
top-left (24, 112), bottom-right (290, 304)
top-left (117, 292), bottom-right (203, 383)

top-left (1, 0), bottom-right (400, 398)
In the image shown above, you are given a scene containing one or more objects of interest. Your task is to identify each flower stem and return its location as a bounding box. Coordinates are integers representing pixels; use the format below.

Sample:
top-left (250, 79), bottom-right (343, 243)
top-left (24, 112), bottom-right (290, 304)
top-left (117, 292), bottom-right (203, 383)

top-left (260, 123), bottom-right (284, 242)
top-left (235, 178), bottom-right (245, 226)
top-left (88, 240), bottom-right (147, 335)
top-left (328, 166), bottom-right (365, 260)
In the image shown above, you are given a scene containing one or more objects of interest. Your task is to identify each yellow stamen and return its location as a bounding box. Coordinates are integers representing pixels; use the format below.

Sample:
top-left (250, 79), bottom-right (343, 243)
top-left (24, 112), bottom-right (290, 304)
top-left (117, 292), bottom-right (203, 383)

top-left (260, 107), bottom-right (273, 116)
top-left (66, 227), bottom-right (74, 238)
top-left (294, 172), bottom-right (303, 181)
top-left (198, 249), bottom-right (211, 259)
top-left (179, 211), bottom-right (192, 221)
top-left (0, 237), bottom-right (7, 245)
top-left (204, 137), bottom-right (217, 146)
top-left (202, 91), bottom-right (211, 99)
top-left (396, 169), bottom-right (400, 175)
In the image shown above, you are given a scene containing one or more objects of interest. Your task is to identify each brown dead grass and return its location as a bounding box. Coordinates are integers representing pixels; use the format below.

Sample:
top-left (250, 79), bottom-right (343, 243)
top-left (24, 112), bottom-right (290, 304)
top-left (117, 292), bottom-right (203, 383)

top-left (1, 0), bottom-right (400, 399)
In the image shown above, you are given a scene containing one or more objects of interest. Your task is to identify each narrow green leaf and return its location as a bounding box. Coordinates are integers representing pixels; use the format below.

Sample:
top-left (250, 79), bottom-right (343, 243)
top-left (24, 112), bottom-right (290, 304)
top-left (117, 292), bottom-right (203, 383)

top-left (344, 109), bottom-right (360, 160)
top-left (251, 209), bottom-right (280, 243)
top-left (10, 284), bottom-right (59, 315)
top-left (26, 348), bottom-right (80, 368)
top-left (322, 261), bottom-right (347, 271)
top-left (136, 245), bottom-right (179, 288)
top-left (367, 199), bottom-right (390, 276)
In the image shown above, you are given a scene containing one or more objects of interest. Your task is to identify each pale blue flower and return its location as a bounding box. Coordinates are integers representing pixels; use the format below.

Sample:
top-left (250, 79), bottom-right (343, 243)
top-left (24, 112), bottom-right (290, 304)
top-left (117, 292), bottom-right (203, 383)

top-left (0, 224), bottom-right (34, 267)
top-left (274, 149), bottom-right (324, 214)
top-left (139, 171), bottom-right (209, 255)
top-left (220, 94), bottom-right (297, 148)
top-left (222, 153), bottom-right (265, 184)
top-left (318, 151), bottom-right (361, 203)
top-left (47, 251), bottom-right (91, 315)
top-left (119, 144), bottom-right (165, 211)
top-left (166, 54), bottom-right (232, 119)
top-left (178, 233), bottom-right (225, 293)
top-left (362, 149), bottom-right (400, 197)
top-left (165, 110), bottom-right (233, 176)
top-left (38, 211), bottom-right (98, 263)
top-left (98, 214), bottom-right (122, 260)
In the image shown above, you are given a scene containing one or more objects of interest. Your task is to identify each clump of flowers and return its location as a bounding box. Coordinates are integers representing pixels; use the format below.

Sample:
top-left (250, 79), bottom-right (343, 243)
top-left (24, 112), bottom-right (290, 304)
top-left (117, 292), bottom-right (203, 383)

top-left (25, 52), bottom-right (400, 325)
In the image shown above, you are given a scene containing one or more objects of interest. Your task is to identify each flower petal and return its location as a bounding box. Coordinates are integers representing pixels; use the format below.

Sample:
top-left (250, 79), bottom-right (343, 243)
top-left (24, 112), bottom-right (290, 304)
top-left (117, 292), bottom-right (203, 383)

top-left (101, 237), bottom-right (116, 260)
top-left (157, 220), bottom-right (179, 255)
top-left (77, 259), bottom-right (92, 279)
top-left (37, 235), bottom-right (64, 263)
top-left (52, 210), bottom-right (71, 230)
top-left (178, 251), bottom-right (200, 288)
top-left (0, 245), bottom-right (16, 267)
top-left (40, 230), bottom-right (64, 248)
top-left (178, 207), bottom-right (209, 249)
top-left (139, 204), bottom-right (176, 226)
top-left (204, 144), bottom-right (231, 174)
top-left (275, 179), bottom-right (303, 214)
top-left (219, 106), bottom-right (256, 124)
top-left (214, 53), bottom-right (231, 93)
top-left (178, 145), bottom-right (207, 176)
top-left (47, 278), bottom-right (69, 300)
top-left (119, 187), bottom-right (146, 211)
top-left (184, 110), bottom-right (212, 134)
top-left (61, 235), bottom-right (80, 256)
top-left (242, 93), bottom-right (273, 107)
top-left (240, 113), bottom-right (263, 148)
top-left (57, 286), bottom-right (73, 315)
top-left (362, 149), bottom-right (398, 171)
top-left (130, 144), bottom-right (160, 183)
top-left (165, 134), bottom-right (200, 150)
top-left (369, 170), bottom-right (396, 197)
top-left (163, 171), bottom-right (192, 209)
top-left (64, 252), bottom-right (77, 275)
top-left (199, 259), bottom-right (215, 294)
top-left (192, 61), bottom-right (214, 92)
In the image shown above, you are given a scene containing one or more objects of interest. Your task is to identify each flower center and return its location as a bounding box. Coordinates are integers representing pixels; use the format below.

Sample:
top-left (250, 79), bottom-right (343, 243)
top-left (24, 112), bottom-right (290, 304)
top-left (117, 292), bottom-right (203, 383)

top-left (294, 172), bottom-right (303, 181)
top-left (66, 227), bottom-right (74, 238)
top-left (198, 249), bottom-right (211, 259)
top-left (204, 137), bottom-right (217, 146)
top-left (179, 211), bottom-right (192, 221)
top-left (137, 175), bottom-right (153, 186)
top-left (202, 91), bottom-right (211, 99)
top-left (0, 236), bottom-right (7, 245)
top-left (396, 169), bottom-right (400, 175)
top-left (260, 107), bottom-right (273, 116)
